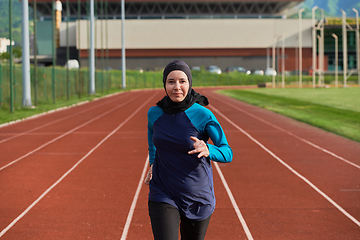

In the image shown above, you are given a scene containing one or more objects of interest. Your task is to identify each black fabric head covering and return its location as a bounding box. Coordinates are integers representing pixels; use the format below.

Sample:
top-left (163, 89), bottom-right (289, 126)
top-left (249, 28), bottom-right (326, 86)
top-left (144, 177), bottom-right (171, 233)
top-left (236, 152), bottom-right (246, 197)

top-left (162, 60), bottom-right (193, 89)
top-left (157, 60), bottom-right (209, 114)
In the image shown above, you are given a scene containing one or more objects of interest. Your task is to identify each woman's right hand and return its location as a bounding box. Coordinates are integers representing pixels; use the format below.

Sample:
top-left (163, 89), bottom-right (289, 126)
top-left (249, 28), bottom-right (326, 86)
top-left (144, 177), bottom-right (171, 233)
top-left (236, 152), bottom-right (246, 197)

top-left (144, 164), bottom-right (153, 185)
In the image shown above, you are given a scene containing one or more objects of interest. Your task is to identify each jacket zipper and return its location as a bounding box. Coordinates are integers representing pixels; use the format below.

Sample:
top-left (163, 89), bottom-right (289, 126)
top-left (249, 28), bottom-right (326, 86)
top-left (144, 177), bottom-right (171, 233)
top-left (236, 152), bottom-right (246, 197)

top-left (171, 113), bottom-right (175, 135)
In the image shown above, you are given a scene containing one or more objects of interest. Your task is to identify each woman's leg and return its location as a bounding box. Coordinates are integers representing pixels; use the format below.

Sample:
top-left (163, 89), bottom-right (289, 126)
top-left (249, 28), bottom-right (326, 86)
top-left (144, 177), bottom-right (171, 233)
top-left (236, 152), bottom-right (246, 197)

top-left (180, 215), bottom-right (211, 240)
top-left (148, 201), bottom-right (180, 240)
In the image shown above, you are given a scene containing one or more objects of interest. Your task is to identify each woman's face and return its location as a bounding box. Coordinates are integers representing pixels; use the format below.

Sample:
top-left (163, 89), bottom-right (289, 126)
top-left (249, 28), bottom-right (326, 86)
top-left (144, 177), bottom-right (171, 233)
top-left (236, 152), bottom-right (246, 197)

top-left (165, 70), bottom-right (190, 102)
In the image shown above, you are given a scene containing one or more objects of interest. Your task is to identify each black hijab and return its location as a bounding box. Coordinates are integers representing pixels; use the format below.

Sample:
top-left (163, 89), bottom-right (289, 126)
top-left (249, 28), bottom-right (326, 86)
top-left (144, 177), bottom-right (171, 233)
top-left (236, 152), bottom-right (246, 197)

top-left (156, 60), bottom-right (209, 114)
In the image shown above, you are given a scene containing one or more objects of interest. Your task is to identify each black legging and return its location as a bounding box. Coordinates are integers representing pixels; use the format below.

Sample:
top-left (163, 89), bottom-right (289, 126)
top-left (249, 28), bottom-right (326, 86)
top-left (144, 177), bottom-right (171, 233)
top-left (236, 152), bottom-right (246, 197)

top-left (148, 201), bottom-right (211, 240)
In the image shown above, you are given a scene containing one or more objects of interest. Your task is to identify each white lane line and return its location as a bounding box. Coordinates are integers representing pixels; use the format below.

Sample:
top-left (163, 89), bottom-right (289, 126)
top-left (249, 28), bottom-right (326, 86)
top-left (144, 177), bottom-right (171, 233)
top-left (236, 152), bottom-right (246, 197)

top-left (0, 93), bottom-right (126, 144)
top-left (209, 105), bottom-right (360, 228)
top-left (120, 156), bottom-right (149, 240)
top-left (210, 92), bottom-right (360, 170)
top-left (0, 97), bottom-right (135, 172)
top-left (0, 94), bottom-right (154, 238)
top-left (214, 162), bottom-right (254, 240)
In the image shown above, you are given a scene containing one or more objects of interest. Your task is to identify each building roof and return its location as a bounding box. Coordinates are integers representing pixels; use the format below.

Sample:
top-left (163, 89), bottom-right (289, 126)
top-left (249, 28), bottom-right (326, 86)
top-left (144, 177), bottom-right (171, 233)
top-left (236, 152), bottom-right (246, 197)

top-left (30, 0), bottom-right (304, 19)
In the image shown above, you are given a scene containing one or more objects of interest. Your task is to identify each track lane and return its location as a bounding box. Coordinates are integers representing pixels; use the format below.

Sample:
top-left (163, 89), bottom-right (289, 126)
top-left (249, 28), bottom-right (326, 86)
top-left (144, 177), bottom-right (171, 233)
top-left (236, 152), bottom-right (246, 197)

top-left (206, 90), bottom-right (360, 219)
top-left (0, 91), bottom-right (155, 238)
top-left (208, 90), bottom-right (360, 168)
top-left (202, 88), bottom-right (360, 239)
top-left (0, 92), bottom-right (127, 139)
top-left (0, 92), bottom-right (137, 170)
top-left (1, 87), bottom-right (359, 239)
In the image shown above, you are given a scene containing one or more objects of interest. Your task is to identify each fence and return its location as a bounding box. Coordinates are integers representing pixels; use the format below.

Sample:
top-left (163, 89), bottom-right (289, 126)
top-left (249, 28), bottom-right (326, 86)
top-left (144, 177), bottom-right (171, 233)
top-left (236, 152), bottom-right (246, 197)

top-left (0, 63), bottom-right (354, 111)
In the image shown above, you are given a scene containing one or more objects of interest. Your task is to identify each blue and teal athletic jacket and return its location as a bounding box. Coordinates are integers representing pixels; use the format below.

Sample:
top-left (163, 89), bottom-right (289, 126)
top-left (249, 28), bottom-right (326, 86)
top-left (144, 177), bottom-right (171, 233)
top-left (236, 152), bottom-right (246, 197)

top-left (147, 102), bottom-right (233, 220)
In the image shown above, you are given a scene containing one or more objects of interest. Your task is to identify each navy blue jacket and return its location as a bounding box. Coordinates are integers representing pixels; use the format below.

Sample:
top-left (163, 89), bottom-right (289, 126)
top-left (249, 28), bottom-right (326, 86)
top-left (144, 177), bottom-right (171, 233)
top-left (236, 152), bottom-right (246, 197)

top-left (147, 102), bottom-right (233, 220)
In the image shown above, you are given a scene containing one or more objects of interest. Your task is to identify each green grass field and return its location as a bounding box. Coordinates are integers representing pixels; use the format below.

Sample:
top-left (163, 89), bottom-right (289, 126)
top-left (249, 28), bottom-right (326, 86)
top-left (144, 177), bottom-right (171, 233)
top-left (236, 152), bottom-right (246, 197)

top-left (218, 87), bottom-right (360, 142)
top-left (241, 87), bottom-right (360, 112)
top-left (0, 90), bottom-right (125, 126)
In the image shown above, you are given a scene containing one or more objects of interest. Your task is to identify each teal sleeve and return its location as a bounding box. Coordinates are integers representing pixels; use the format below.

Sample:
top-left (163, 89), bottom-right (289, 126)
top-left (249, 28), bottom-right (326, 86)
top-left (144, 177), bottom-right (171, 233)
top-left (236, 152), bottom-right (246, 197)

top-left (186, 103), bottom-right (232, 163)
top-left (148, 121), bottom-right (156, 166)
top-left (147, 106), bottom-right (163, 166)
top-left (206, 120), bottom-right (233, 163)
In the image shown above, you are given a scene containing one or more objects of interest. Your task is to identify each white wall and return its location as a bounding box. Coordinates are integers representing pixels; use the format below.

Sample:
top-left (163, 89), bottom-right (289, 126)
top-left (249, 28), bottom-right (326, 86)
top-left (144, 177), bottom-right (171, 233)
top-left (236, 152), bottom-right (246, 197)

top-left (62, 18), bottom-right (313, 50)
top-left (59, 22), bottom-right (77, 47)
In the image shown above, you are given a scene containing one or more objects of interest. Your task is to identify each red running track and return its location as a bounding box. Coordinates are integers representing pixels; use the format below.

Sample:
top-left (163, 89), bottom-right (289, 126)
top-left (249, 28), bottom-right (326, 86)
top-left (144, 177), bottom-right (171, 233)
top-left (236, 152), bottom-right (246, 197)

top-left (0, 87), bottom-right (359, 240)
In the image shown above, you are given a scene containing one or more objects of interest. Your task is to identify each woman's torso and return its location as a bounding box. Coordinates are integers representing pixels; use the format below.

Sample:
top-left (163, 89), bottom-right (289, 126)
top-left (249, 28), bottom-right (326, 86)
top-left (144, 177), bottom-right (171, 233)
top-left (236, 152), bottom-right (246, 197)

top-left (148, 103), bottom-right (215, 220)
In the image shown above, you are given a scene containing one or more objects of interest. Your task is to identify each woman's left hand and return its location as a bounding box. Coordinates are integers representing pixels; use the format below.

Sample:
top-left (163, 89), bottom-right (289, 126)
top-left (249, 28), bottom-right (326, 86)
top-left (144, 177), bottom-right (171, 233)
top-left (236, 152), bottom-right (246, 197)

top-left (144, 164), bottom-right (153, 185)
top-left (188, 136), bottom-right (209, 158)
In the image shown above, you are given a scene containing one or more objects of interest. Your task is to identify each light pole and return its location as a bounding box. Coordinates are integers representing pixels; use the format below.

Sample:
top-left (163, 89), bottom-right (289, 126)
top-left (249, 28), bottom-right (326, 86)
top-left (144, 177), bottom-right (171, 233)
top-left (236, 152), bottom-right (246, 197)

top-left (33, 0), bottom-right (37, 105)
top-left (332, 33), bottom-right (338, 88)
top-left (312, 6), bottom-right (318, 88)
top-left (272, 41), bottom-right (276, 88)
top-left (318, 32), bottom-right (324, 87)
top-left (299, 8), bottom-right (304, 88)
top-left (22, 0), bottom-right (32, 107)
top-left (272, 35), bottom-right (281, 88)
top-left (319, 9), bottom-right (324, 87)
top-left (89, 0), bottom-right (95, 94)
top-left (77, 0), bottom-right (81, 98)
top-left (51, 0), bottom-right (56, 103)
top-left (342, 10), bottom-right (348, 88)
top-left (121, 0), bottom-right (126, 89)
top-left (9, 0), bottom-right (14, 112)
top-left (281, 35), bottom-right (285, 88)
top-left (353, 8), bottom-right (359, 87)
top-left (66, 0), bottom-right (69, 100)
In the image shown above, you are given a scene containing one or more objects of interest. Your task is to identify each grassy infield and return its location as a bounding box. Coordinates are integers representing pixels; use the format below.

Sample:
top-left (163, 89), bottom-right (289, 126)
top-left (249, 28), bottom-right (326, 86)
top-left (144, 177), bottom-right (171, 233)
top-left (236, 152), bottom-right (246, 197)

top-left (219, 87), bottom-right (360, 142)
top-left (1, 84), bottom-right (359, 143)
top-left (0, 89), bottom-right (125, 126)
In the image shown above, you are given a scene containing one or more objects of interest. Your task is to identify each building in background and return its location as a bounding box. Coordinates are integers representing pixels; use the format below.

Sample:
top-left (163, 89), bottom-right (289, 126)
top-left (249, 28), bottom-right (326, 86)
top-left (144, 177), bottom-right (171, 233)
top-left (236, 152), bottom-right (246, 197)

top-left (30, 0), bottom-right (353, 75)
top-left (0, 38), bottom-right (15, 53)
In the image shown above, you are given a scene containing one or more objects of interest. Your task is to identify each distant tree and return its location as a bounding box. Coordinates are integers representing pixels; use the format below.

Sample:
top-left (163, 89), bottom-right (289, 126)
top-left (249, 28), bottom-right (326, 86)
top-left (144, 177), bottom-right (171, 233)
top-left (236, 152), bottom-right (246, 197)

top-left (0, 46), bottom-right (22, 59)
top-left (0, 52), bottom-right (10, 60)
top-left (13, 46), bottom-right (22, 58)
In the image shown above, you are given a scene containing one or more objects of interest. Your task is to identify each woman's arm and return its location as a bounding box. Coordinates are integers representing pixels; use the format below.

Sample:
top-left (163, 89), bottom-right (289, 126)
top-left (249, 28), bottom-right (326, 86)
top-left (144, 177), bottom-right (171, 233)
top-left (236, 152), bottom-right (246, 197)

top-left (147, 107), bottom-right (161, 166)
top-left (205, 121), bottom-right (233, 163)
top-left (145, 108), bottom-right (156, 184)
top-left (147, 124), bottom-right (156, 166)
